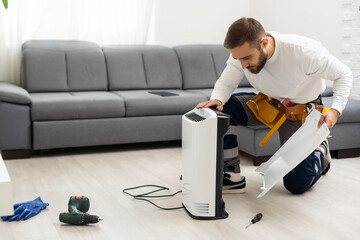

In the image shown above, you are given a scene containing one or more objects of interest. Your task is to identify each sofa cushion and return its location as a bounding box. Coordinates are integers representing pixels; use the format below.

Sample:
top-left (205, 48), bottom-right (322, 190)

top-left (174, 45), bottom-right (252, 89)
top-left (31, 92), bottom-right (125, 121)
top-left (112, 90), bottom-right (207, 117)
top-left (66, 49), bottom-right (108, 91)
top-left (23, 49), bottom-right (68, 92)
top-left (22, 40), bottom-right (108, 92)
top-left (322, 97), bottom-right (360, 123)
top-left (174, 45), bottom-right (221, 89)
top-left (103, 45), bottom-right (182, 90)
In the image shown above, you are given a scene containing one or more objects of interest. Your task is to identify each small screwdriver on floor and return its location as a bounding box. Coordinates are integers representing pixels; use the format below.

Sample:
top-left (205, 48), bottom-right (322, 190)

top-left (246, 213), bottom-right (263, 228)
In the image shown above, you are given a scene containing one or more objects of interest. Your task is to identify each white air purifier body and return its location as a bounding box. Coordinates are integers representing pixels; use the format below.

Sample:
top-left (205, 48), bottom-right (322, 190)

top-left (182, 108), bottom-right (229, 220)
top-left (0, 154), bottom-right (13, 217)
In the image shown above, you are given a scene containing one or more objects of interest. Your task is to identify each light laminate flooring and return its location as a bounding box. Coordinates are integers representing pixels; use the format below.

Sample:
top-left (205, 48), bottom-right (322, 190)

top-left (1, 142), bottom-right (360, 240)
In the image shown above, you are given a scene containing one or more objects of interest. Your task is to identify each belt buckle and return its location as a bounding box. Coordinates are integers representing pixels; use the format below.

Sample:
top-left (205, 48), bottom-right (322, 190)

top-left (307, 103), bottom-right (315, 114)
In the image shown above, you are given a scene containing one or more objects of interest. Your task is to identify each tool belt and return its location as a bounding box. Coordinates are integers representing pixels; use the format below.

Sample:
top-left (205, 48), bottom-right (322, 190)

top-left (246, 93), bottom-right (323, 147)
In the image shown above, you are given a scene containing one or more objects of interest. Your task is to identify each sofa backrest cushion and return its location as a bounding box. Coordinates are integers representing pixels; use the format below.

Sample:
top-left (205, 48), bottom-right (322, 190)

top-left (22, 40), bottom-right (108, 92)
top-left (102, 45), bottom-right (182, 90)
top-left (173, 45), bottom-right (220, 89)
top-left (174, 45), bottom-right (251, 89)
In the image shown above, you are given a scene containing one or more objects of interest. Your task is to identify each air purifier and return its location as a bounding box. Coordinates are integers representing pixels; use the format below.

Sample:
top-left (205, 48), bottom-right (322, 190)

top-left (0, 154), bottom-right (13, 217)
top-left (182, 107), bottom-right (229, 220)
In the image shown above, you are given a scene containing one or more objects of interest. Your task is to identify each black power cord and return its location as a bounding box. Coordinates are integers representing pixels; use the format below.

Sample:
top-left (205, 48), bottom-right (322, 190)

top-left (123, 185), bottom-right (184, 210)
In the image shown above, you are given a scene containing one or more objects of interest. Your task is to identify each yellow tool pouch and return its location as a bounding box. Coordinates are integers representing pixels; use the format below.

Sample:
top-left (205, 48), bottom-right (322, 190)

top-left (246, 93), bottom-right (287, 147)
top-left (246, 93), bottom-right (285, 128)
top-left (246, 93), bottom-right (324, 147)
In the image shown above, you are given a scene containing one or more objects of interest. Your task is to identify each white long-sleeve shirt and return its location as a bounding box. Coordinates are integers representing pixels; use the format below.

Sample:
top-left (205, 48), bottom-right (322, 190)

top-left (211, 31), bottom-right (353, 114)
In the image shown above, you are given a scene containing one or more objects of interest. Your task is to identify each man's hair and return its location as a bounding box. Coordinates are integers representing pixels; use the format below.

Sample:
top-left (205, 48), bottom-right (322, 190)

top-left (224, 17), bottom-right (266, 50)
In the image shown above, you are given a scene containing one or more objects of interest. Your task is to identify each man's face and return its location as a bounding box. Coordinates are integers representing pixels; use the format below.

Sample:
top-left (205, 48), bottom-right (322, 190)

top-left (230, 41), bottom-right (268, 74)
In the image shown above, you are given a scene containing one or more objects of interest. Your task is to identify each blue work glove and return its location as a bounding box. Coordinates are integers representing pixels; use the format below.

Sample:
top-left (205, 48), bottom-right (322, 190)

top-left (1, 197), bottom-right (49, 221)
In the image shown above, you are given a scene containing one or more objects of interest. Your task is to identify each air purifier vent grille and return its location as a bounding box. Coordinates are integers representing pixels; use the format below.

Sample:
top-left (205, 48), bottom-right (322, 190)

top-left (185, 112), bottom-right (205, 122)
top-left (193, 202), bottom-right (209, 213)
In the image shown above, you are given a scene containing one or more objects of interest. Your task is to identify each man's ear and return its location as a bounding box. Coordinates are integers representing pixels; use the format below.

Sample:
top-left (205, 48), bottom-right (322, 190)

top-left (261, 37), bottom-right (269, 48)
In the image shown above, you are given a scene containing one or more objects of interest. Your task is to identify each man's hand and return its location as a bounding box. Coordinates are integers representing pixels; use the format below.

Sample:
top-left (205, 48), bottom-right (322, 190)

top-left (196, 99), bottom-right (223, 111)
top-left (317, 108), bottom-right (340, 129)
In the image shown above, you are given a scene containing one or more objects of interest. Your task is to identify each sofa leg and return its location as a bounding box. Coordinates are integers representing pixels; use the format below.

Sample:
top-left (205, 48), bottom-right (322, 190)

top-left (331, 148), bottom-right (360, 159)
top-left (1, 149), bottom-right (32, 160)
top-left (253, 155), bottom-right (271, 166)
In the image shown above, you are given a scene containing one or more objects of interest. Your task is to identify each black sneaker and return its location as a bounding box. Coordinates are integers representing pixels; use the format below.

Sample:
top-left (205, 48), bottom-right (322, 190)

top-left (223, 172), bottom-right (246, 194)
top-left (316, 139), bottom-right (331, 175)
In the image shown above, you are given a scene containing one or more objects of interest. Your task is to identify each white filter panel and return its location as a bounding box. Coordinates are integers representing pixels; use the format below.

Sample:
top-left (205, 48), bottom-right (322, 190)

top-left (256, 110), bottom-right (330, 198)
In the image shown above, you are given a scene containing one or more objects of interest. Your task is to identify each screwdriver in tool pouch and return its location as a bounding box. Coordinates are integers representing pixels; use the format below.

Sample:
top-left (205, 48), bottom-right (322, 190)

top-left (246, 213), bottom-right (263, 228)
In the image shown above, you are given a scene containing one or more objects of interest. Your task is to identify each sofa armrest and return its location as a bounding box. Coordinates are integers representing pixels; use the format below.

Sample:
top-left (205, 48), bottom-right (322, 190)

top-left (0, 82), bottom-right (32, 105)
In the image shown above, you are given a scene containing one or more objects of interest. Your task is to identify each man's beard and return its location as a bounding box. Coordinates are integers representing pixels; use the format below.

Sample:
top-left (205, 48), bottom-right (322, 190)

top-left (247, 49), bottom-right (268, 74)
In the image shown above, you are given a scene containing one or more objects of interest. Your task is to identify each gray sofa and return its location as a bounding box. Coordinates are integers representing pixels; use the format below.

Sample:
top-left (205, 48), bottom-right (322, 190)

top-left (0, 40), bottom-right (359, 165)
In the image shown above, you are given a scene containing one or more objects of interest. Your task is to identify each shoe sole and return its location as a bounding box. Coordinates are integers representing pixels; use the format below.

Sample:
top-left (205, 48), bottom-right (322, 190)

top-left (322, 162), bottom-right (331, 175)
top-left (222, 176), bottom-right (246, 194)
top-left (223, 188), bottom-right (246, 194)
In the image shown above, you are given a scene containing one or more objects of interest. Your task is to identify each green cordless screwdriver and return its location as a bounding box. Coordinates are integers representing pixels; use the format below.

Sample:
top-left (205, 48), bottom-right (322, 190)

top-left (59, 196), bottom-right (102, 225)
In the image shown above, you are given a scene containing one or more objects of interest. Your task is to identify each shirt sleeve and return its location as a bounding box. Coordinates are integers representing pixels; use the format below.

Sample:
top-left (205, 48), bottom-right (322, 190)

top-left (303, 45), bottom-right (353, 115)
top-left (210, 55), bottom-right (245, 105)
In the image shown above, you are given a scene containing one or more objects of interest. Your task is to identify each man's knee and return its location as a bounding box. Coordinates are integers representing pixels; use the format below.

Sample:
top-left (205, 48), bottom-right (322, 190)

top-left (283, 175), bottom-right (314, 194)
top-left (283, 154), bottom-right (321, 194)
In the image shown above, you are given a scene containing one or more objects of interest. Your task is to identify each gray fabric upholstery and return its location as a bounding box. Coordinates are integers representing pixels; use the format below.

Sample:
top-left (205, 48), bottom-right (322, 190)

top-left (322, 86), bottom-right (333, 97)
top-left (23, 49), bottom-right (68, 92)
top-left (142, 46), bottom-right (182, 89)
top-left (238, 76), bottom-right (252, 87)
top-left (22, 40), bottom-right (107, 92)
top-left (211, 46), bottom-right (230, 79)
top-left (0, 82), bottom-right (32, 104)
top-left (237, 125), bottom-right (280, 156)
top-left (103, 45), bottom-right (182, 90)
top-left (66, 49), bottom-right (108, 91)
top-left (329, 122), bottom-right (360, 150)
top-left (0, 102), bottom-right (31, 150)
top-left (187, 87), bottom-right (257, 100)
top-left (33, 115), bottom-right (182, 150)
top-left (112, 90), bottom-right (207, 117)
top-left (185, 89), bottom-right (213, 99)
top-left (31, 92), bottom-right (125, 121)
top-left (321, 97), bottom-right (333, 108)
top-left (103, 46), bottom-right (146, 89)
top-left (174, 45), bottom-right (219, 89)
top-left (322, 97), bottom-right (360, 123)
top-left (174, 45), bottom-right (252, 89)
top-left (339, 98), bottom-right (360, 123)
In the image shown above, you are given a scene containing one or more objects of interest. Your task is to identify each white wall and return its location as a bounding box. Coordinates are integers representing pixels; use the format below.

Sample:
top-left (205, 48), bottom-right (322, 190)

top-left (249, 0), bottom-right (359, 98)
top-left (150, 0), bottom-right (341, 54)
top-left (249, 0), bottom-right (343, 58)
top-left (149, 0), bottom-right (359, 97)
top-left (149, 0), bottom-right (250, 46)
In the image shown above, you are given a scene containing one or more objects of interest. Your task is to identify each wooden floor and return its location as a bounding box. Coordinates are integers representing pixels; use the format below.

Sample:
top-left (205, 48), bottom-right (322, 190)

top-left (1, 142), bottom-right (360, 240)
